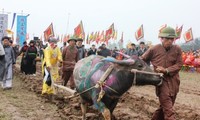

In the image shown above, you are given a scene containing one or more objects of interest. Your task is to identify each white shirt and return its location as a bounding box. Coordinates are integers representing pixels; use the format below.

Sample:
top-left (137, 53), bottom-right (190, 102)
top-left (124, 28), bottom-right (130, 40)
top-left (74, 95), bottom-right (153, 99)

top-left (0, 43), bottom-right (5, 56)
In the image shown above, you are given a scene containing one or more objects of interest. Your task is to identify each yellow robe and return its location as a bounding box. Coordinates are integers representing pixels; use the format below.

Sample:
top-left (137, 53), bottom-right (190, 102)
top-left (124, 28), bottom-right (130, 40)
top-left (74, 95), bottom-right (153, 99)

top-left (42, 46), bottom-right (62, 94)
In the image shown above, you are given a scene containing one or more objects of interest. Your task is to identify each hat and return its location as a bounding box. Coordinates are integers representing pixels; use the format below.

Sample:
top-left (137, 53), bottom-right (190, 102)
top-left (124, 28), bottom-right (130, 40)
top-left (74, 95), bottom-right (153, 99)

top-left (76, 38), bottom-right (83, 42)
top-left (102, 43), bottom-right (106, 46)
top-left (131, 43), bottom-right (136, 46)
top-left (29, 40), bottom-right (35, 44)
top-left (48, 37), bottom-right (58, 43)
top-left (67, 37), bottom-right (77, 43)
top-left (140, 42), bottom-right (145, 45)
top-left (23, 41), bottom-right (27, 45)
top-left (158, 27), bottom-right (177, 38)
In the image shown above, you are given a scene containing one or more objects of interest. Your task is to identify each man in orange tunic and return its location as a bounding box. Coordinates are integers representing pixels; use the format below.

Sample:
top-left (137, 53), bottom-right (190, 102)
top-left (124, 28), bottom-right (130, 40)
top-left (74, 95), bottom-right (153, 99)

top-left (141, 27), bottom-right (183, 120)
top-left (62, 37), bottom-right (78, 89)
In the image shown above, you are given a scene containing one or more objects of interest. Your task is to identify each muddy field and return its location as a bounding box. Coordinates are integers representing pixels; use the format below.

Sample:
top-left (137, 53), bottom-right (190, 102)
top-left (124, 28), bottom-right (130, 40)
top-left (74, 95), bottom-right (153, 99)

top-left (0, 62), bottom-right (200, 120)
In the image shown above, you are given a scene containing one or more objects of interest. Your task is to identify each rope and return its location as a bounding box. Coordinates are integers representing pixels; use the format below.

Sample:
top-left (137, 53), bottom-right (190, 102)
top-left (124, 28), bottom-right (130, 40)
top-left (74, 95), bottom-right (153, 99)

top-left (130, 69), bottom-right (163, 86)
top-left (65, 86), bottom-right (96, 99)
top-left (65, 65), bottom-right (115, 100)
top-left (131, 69), bottom-right (163, 77)
top-left (132, 70), bottom-right (137, 85)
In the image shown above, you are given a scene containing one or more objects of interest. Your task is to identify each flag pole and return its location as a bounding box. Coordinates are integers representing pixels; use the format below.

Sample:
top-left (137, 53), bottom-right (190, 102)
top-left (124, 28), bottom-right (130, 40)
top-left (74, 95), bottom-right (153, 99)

top-left (66, 13), bottom-right (70, 35)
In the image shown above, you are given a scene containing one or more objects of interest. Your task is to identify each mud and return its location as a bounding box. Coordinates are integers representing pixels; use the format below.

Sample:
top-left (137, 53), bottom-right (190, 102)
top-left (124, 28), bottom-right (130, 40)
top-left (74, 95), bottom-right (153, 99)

top-left (4, 62), bottom-right (200, 120)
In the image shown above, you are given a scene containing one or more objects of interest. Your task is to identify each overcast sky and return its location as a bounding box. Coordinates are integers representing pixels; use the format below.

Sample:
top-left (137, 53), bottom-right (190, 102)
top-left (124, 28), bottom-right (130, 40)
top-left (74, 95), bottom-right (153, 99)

top-left (1, 0), bottom-right (200, 46)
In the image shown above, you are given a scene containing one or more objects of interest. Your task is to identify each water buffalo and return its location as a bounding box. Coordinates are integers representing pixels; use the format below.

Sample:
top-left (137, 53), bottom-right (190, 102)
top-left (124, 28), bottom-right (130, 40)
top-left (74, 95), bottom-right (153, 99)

top-left (73, 54), bottom-right (162, 120)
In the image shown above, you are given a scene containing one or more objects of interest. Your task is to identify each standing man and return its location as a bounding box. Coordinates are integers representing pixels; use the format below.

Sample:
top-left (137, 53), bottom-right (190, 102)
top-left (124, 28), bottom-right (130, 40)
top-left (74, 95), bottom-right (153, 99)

top-left (62, 37), bottom-right (78, 89)
top-left (141, 27), bottom-right (183, 120)
top-left (0, 40), bottom-right (5, 82)
top-left (87, 44), bottom-right (97, 56)
top-left (1, 36), bottom-right (16, 90)
top-left (42, 37), bottom-right (62, 95)
top-left (18, 41), bottom-right (29, 73)
top-left (97, 43), bottom-right (111, 57)
top-left (76, 38), bottom-right (85, 60)
top-left (138, 42), bottom-right (147, 56)
top-left (125, 43), bottom-right (138, 56)
top-left (60, 42), bottom-right (67, 52)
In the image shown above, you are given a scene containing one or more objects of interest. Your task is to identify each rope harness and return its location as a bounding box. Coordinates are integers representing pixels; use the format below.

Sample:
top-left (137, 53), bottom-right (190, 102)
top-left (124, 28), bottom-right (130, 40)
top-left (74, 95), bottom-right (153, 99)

top-left (131, 69), bottom-right (163, 86)
top-left (65, 65), bottom-right (115, 100)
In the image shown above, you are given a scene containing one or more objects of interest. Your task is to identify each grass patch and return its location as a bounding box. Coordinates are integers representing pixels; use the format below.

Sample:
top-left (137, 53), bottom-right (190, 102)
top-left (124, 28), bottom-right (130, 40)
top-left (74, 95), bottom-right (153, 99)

top-left (180, 71), bottom-right (200, 82)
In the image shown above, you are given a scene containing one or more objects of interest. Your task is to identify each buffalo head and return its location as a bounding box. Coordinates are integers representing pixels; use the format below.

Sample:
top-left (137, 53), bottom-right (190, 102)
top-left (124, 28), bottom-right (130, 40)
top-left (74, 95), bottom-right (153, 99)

top-left (102, 52), bottom-right (163, 87)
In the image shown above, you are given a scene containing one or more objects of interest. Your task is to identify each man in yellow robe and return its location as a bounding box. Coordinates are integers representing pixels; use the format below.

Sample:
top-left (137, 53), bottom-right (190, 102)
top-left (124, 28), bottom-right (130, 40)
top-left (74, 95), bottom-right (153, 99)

top-left (42, 37), bottom-right (62, 95)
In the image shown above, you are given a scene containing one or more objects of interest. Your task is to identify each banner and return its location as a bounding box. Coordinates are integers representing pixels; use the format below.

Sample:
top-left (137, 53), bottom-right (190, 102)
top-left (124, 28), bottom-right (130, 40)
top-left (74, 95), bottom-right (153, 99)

top-left (120, 32), bottom-right (123, 43)
top-left (16, 15), bottom-right (27, 46)
top-left (135, 24), bottom-right (144, 41)
top-left (175, 25), bottom-right (183, 39)
top-left (184, 28), bottom-right (193, 43)
top-left (0, 14), bottom-right (8, 40)
top-left (44, 23), bottom-right (54, 41)
top-left (159, 24), bottom-right (167, 33)
top-left (105, 23), bottom-right (115, 42)
top-left (74, 20), bottom-right (85, 39)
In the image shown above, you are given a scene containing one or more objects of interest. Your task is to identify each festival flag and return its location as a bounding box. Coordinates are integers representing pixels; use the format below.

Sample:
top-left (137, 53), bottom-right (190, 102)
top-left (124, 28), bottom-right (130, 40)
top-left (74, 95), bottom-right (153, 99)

top-left (63, 34), bottom-right (70, 42)
top-left (113, 30), bottom-right (118, 40)
top-left (96, 31), bottom-right (101, 44)
top-left (44, 23), bottom-right (54, 41)
top-left (40, 35), bottom-right (43, 42)
top-left (135, 24), bottom-right (144, 41)
top-left (89, 32), bottom-right (94, 41)
top-left (175, 25), bottom-right (183, 39)
top-left (183, 28), bottom-right (193, 43)
top-left (100, 30), bottom-right (105, 42)
top-left (0, 14), bottom-right (8, 40)
top-left (105, 23), bottom-right (115, 41)
top-left (159, 24), bottom-right (167, 33)
top-left (120, 32), bottom-right (123, 43)
top-left (26, 33), bottom-right (29, 40)
top-left (93, 32), bottom-right (97, 42)
top-left (74, 20), bottom-right (85, 39)
top-left (86, 34), bottom-right (89, 44)
top-left (16, 15), bottom-right (27, 46)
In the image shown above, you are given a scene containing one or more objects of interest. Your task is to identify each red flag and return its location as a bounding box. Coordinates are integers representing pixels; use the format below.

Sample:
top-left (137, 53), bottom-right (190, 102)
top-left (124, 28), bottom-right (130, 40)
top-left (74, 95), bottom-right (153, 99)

top-left (159, 24), bottom-right (167, 33)
top-left (44, 23), bottom-right (54, 41)
top-left (100, 30), bottom-right (105, 42)
top-left (26, 33), bottom-right (29, 40)
top-left (86, 34), bottom-right (89, 44)
top-left (74, 20), bottom-right (85, 39)
top-left (135, 24), bottom-right (144, 41)
top-left (93, 32), bottom-right (97, 42)
top-left (96, 31), bottom-right (100, 44)
top-left (63, 34), bottom-right (70, 42)
top-left (175, 25), bottom-right (183, 39)
top-left (105, 23), bottom-right (115, 41)
top-left (184, 28), bottom-right (193, 43)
